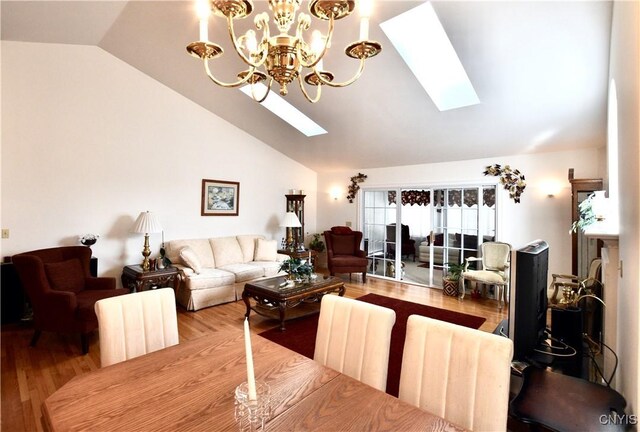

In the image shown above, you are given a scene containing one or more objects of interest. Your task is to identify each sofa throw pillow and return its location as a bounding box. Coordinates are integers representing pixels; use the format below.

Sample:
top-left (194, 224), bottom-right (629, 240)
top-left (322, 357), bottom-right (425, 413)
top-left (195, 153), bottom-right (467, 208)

top-left (44, 259), bottom-right (86, 293)
top-left (254, 239), bottom-right (277, 261)
top-left (179, 246), bottom-right (203, 274)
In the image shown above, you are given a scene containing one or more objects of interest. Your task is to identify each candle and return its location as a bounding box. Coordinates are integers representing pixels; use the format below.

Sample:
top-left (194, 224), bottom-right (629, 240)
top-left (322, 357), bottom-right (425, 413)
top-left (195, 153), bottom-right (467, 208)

top-left (359, 17), bottom-right (369, 41)
top-left (359, 0), bottom-right (373, 41)
top-left (244, 318), bottom-right (257, 400)
top-left (308, 251), bottom-right (311, 263)
top-left (196, 0), bottom-right (210, 42)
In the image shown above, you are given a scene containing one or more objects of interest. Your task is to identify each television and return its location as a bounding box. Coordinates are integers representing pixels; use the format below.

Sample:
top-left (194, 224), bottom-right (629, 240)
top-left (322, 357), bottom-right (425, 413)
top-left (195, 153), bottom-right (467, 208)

top-left (496, 240), bottom-right (549, 361)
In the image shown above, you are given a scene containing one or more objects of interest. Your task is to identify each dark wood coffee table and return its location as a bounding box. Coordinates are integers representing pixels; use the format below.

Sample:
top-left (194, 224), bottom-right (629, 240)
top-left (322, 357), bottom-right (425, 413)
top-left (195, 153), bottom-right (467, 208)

top-left (242, 275), bottom-right (345, 331)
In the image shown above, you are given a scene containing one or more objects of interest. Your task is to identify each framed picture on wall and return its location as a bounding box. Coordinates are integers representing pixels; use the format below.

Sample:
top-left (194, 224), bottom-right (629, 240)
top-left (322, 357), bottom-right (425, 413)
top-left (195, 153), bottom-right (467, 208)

top-left (201, 179), bottom-right (240, 216)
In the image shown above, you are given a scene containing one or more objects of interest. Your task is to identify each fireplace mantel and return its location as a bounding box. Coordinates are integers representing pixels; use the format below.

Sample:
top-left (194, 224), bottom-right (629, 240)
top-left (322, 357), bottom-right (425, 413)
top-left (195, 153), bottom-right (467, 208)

top-left (585, 221), bottom-right (620, 389)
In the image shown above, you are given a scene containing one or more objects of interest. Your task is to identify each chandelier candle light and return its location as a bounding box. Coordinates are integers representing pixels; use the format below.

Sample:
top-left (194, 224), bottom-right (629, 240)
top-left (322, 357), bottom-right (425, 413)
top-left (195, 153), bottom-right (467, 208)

top-left (186, 0), bottom-right (381, 103)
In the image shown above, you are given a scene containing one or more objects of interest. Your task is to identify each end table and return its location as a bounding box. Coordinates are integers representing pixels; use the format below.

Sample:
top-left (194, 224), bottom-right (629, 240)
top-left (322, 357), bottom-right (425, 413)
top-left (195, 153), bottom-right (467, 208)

top-left (278, 249), bottom-right (318, 265)
top-left (121, 265), bottom-right (179, 294)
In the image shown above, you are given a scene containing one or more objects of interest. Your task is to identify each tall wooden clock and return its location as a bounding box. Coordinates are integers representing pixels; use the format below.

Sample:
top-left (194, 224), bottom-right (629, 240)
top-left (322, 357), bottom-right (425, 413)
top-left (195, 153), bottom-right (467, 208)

top-left (285, 194), bottom-right (305, 249)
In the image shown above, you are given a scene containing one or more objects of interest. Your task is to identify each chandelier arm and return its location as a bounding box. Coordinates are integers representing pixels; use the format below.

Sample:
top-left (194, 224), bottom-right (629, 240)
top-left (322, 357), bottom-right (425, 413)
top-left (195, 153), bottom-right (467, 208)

top-left (297, 73), bottom-right (322, 103)
top-left (313, 55), bottom-right (366, 88)
top-left (226, 14), bottom-right (268, 69)
top-left (297, 16), bottom-right (335, 70)
top-left (250, 78), bottom-right (273, 103)
top-left (204, 58), bottom-right (255, 88)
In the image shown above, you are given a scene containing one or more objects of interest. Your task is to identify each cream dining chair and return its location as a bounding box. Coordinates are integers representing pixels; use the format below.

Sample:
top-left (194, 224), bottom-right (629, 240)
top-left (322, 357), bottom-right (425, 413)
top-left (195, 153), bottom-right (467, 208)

top-left (460, 241), bottom-right (511, 309)
top-left (399, 315), bottom-right (513, 432)
top-left (95, 288), bottom-right (179, 367)
top-left (314, 294), bottom-right (396, 392)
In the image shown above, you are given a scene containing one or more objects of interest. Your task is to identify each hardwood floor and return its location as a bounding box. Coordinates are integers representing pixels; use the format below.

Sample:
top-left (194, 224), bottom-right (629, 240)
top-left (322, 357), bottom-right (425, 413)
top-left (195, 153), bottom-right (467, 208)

top-left (0, 276), bottom-right (507, 432)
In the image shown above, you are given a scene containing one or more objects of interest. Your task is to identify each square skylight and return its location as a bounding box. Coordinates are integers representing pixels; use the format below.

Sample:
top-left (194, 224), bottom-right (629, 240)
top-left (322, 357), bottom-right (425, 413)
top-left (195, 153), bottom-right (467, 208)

top-left (380, 2), bottom-right (480, 111)
top-left (240, 83), bottom-right (327, 137)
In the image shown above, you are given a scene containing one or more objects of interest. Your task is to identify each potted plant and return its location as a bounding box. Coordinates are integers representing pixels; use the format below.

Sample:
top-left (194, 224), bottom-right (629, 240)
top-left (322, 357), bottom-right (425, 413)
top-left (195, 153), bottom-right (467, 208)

top-left (308, 233), bottom-right (325, 253)
top-left (442, 262), bottom-right (465, 297)
top-left (571, 192), bottom-right (596, 233)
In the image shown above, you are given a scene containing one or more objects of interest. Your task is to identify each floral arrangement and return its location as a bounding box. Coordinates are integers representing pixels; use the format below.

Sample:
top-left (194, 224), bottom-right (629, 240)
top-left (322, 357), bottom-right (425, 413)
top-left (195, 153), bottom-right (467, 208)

top-left (79, 234), bottom-right (99, 246)
top-left (279, 257), bottom-right (313, 280)
top-left (346, 173), bottom-right (367, 203)
top-left (483, 164), bottom-right (526, 203)
top-left (308, 233), bottom-right (325, 252)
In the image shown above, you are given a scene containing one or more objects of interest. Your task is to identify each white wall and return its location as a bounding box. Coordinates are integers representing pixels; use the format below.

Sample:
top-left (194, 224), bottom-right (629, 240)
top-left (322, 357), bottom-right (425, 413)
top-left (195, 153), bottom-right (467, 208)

top-left (317, 149), bottom-right (602, 278)
top-left (1, 41), bottom-right (317, 281)
top-left (609, 0), bottom-right (640, 414)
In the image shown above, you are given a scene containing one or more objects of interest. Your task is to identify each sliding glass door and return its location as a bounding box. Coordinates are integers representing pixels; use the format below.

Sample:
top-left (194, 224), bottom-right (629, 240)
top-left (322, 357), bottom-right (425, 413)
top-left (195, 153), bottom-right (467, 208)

top-left (362, 190), bottom-right (398, 278)
top-left (361, 184), bottom-right (497, 287)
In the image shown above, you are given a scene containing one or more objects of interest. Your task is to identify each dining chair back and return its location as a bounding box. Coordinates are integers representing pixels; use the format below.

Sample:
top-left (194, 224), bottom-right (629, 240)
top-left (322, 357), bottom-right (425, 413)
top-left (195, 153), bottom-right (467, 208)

top-left (399, 315), bottom-right (513, 432)
top-left (314, 295), bottom-right (396, 391)
top-left (95, 288), bottom-right (179, 367)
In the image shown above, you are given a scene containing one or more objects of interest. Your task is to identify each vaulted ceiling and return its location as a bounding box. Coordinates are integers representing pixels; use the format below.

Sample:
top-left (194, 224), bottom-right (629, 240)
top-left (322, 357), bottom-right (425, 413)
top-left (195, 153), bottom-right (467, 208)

top-left (1, 1), bottom-right (613, 172)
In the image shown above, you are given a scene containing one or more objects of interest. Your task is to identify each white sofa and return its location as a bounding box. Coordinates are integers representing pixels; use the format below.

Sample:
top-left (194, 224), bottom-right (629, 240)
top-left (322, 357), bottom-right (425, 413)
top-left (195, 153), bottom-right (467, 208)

top-left (164, 235), bottom-right (288, 311)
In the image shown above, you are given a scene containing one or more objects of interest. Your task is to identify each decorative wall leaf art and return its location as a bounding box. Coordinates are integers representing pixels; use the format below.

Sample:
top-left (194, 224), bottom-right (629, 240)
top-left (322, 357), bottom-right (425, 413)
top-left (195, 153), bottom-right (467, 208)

top-left (346, 173), bottom-right (367, 203)
top-left (483, 164), bottom-right (526, 203)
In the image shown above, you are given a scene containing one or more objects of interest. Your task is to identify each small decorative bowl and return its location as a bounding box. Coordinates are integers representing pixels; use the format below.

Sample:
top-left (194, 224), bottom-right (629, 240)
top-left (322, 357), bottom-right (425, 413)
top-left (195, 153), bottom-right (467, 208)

top-left (80, 238), bottom-right (97, 246)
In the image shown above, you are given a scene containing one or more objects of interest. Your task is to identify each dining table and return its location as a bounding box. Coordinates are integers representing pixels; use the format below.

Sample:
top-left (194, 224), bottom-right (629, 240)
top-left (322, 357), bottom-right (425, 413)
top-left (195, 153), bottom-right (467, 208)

top-left (43, 327), bottom-right (465, 431)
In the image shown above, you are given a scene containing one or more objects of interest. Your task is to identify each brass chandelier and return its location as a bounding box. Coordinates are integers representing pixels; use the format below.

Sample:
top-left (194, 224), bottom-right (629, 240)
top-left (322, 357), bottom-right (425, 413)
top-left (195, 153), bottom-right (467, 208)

top-left (186, 0), bottom-right (381, 103)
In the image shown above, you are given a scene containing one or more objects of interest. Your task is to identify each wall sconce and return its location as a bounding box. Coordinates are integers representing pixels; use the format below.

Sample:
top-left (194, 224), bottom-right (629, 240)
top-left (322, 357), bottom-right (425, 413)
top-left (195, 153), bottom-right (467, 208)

top-left (329, 187), bottom-right (342, 201)
top-left (541, 179), bottom-right (563, 198)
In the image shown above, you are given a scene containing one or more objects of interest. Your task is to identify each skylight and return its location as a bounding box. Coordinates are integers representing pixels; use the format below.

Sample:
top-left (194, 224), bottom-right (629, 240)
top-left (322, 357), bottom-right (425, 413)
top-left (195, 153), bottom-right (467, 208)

top-left (380, 2), bottom-right (480, 111)
top-left (239, 84), bottom-right (327, 137)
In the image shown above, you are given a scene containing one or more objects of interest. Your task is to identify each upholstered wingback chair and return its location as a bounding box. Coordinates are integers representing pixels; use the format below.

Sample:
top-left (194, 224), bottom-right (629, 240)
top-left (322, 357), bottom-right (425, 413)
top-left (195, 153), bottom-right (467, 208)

top-left (12, 246), bottom-right (129, 354)
top-left (323, 226), bottom-right (368, 282)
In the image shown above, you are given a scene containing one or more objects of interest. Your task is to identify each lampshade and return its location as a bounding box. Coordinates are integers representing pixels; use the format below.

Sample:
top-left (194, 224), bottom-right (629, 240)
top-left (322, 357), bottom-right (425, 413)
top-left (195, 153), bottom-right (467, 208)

top-left (132, 211), bottom-right (163, 234)
top-left (280, 212), bottom-right (301, 228)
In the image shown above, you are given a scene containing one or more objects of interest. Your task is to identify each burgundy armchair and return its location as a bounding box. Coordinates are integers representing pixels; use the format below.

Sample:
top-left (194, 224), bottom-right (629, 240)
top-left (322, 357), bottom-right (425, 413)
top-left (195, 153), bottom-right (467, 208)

top-left (12, 246), bottom-right (129, 354)
top-left (323, 226), bottom-right (368, 282)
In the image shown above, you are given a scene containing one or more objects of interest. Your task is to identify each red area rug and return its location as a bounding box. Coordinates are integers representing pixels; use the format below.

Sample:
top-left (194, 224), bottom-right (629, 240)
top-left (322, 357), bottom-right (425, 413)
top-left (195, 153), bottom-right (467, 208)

top-left (258, 293), bottom-right (486, 397)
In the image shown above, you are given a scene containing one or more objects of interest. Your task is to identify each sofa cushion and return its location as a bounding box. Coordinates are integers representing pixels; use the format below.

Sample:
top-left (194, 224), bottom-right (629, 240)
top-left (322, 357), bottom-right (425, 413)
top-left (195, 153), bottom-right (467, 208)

top-left (165, 239), bottom-right (215, 268)
top-left (248, 261), bottom-right (283, 278)
top-left (210, 237), bottom-right (244, 267)
top-left (254, 239), bottom-right (278, 262)
top-left (184, 268), bottom-right (236, 291)
top-left (45, 259), bottom-right (85, 293)
top-left (237, 235), bottom-right (265, 263)
top-left (218, 263), bottom-right (264, 282)
top-left (179, 246), bottom-right (203, 274)
top-left (331, 234), bottom-right (356, 255)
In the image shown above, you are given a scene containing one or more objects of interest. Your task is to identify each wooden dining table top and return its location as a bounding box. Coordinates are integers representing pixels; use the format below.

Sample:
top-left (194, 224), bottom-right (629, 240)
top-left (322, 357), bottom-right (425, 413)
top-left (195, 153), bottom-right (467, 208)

top-left (43, 328), bottom-right (464, 431)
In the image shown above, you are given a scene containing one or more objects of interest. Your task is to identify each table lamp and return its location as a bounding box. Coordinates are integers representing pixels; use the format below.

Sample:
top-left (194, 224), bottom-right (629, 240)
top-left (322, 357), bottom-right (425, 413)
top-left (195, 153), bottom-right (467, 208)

top-left (280, 212), bottom-right (301, 251)
top-left (132, 211), bottom-right (163, 271)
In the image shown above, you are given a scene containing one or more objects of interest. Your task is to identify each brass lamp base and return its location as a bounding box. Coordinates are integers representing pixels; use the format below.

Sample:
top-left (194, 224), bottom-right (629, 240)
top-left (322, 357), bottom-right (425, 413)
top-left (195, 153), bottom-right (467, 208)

top-left (141, 234), bottom-right (152, 272)
top-left (345, 41), bottom-right (382, 59)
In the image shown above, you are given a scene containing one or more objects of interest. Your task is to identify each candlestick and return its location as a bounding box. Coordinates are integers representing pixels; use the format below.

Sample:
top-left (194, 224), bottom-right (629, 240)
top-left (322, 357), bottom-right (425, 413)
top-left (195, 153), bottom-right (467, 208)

top-left (243, 318), bottom-right (257, 401)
